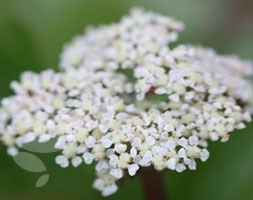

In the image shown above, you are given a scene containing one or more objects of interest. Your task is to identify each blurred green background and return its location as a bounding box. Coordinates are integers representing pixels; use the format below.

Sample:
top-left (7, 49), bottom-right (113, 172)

top-left (0, 0), bottom-right (252, 199)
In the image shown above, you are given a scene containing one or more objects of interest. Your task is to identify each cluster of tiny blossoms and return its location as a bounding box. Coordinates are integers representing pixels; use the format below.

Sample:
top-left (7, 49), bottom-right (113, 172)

top-left (0, 8), bottom-right (253, 196)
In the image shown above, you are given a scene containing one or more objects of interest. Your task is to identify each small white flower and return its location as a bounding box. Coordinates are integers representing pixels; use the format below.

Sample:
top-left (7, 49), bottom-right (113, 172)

top-left (110, 168), bottom-right (123, 179)
top-left (77, 145), bottom-right (87, 153)
top-left (7, 147), bottom-right (19, 157)
top-left (55, 155), bottom-right (69, 168)
top-left (54, 137), bottom-right (66, 149)
top-left (178, 148), bottom-right (186, 158)
top-left (164, 124), bottom-right (174, 132)
top-left (130, 147), bottom-right (137, 158)
top-left (146, 136), bottom-right (156, 146)
top-left (101, 137), bottom-right (113, 148)
top-left (114, 144), bottom-right (127, 153)
top-left (169, 94), bottom-right (180, 102)
top-left (93, 179), bottom-right (105, 191)
top-left (95, 160), bottom-right (109, 171)
top-left (200, 149), bottom-right (209, 162)
top-left (99, 124), bottom-right (109, 133)
top-left (102, 184), bottom-right (118, 197)
top-left (127, 164), bottom-right (139, 176)
top-left (38, 134), bottom-right (51, 143)
top-left (164, 139), bottom-right (176, 150)
top-left (188, 159), bottom-right (196, 170)
top-left (139, 151), bottom-right (153, 166)
top-left (189, 135), bottom-right (199, 146)
top-left (178, 138), bottom-right (188, 148)
top-left (71, 156), bottom-right (83, 167)
top-left (132, 138), bottom-right (142, 148)
top-left (85, 136), bottom-right (96, 148)
top-left (175, 163), bottom-right (186, 173)
top-left (83, 152), bottom-right (94, 165)
top-left (166, 158), bottom-right (176, 170)
top-left (109, 155), bottom-right (118, 167)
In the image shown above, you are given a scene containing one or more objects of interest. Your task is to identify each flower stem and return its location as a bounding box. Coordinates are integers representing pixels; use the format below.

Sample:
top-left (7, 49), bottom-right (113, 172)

top-left (140, 168), bottom-right (168, 200)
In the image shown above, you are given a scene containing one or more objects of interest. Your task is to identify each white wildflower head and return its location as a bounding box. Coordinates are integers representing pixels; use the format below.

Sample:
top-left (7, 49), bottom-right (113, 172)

top-left (0, 7), bottom-right (253, 197)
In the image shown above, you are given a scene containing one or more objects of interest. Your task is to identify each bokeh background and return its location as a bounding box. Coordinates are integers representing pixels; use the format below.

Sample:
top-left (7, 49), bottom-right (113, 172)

top-left (0, 0), bottom-right (253, 199)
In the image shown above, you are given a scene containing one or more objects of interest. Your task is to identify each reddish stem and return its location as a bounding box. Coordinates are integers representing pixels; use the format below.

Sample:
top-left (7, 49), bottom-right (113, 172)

top-left (139, 168), bottom-right (168, 200)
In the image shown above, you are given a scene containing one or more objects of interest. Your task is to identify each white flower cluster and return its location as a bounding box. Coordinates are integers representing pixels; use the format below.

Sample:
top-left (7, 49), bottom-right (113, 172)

top-left (0, 7), bottom-right (253, 196)
top-left (60, 7), bottom-right (184, 72)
